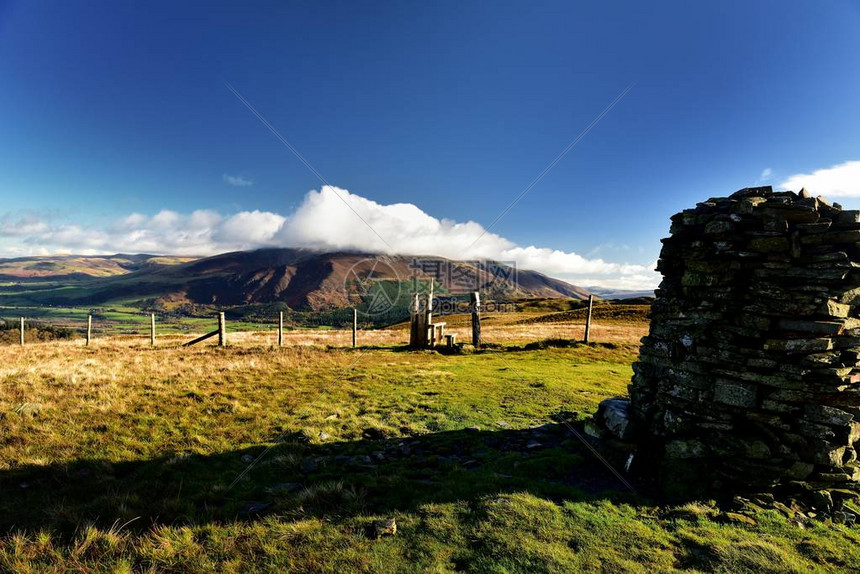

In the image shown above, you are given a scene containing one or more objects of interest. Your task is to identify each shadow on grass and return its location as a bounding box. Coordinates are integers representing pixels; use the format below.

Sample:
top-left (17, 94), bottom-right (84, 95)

top-left (346, 339), bottom-right (621, 354)
top-left (1, 422), bottom-right (646, 538)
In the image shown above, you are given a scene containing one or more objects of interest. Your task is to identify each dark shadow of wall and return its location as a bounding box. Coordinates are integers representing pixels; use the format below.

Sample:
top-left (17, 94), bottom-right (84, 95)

top-left (1, 423), bottom-right (642, 538)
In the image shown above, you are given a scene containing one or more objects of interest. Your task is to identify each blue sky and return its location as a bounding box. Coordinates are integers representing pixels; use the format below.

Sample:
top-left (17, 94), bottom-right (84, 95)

top-left (1, 1), bottom-right (859, 288)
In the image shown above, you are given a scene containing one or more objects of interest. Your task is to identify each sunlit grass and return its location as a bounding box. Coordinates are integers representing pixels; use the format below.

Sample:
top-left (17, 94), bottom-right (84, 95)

top-left (1, 326), bottom-right (858, 572)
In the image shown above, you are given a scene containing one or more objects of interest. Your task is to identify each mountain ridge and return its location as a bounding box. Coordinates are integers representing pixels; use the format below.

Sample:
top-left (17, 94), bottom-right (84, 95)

top-left (0, 254), bottom-right (197, 280)
top-left (0, 249), bottom-right (592, 310)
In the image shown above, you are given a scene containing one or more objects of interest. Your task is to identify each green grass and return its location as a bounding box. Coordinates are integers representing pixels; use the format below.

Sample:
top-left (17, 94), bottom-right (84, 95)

top-left (1, 340), bottom-right (859, 572)
top-left (0, 305), bottom-right (294, 335)
top-left (0, 298), bottom-right (404, 335)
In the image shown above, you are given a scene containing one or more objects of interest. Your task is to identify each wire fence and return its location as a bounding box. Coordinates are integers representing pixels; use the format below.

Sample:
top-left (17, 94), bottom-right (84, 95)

top-left (0, 289), bottom-right (637, 353)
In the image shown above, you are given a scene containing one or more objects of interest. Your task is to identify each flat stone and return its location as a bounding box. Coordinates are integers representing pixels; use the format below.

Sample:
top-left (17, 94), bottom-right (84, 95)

top-left (713, 379), bottom-right (758, 408)
top-left (747, 236), bottom-right (789, 253)
top-left (812, 444), bottom-right (846, 466)
top-left (373, 518), bottom-right (397, 537)
top-left (762, 206), bottom-right (820, 223)
top-left (598, 398), bottom-right (634, 440)
top-left (731, 186), bottom-right (773, 199)
top-left (800, 230), bottom-right (860, 245)
top-left (714, 369), bottom-right (803, 390)
top-left (583, 419), bottom-right (603, 438)
top-left (777, 319), bottom-right (844, 336)
top-left (704, 220), bottom-right (735, 235)
top-left (804, 404), bottom-right (854, 426)
top-left (747, 357), bottom-right (779, 369)
top-left (801, 352), bottom-right (842, 366)
top-left (786, 461), bottom-right (815, 480)
top-left (682, 270), bottom-right (734, 287)
top-left (797, 222), bottom-right (832, 234)
top-left (763, 338), bottom-right (834, 354)
top-left (812, 490), bottom-right (834, 513)
top-left (833, 510), bottom-right (857, 525)
top-left (761, 399), bottom-right (801, 414)
top-left (773, 501), bottom-right (796, 518)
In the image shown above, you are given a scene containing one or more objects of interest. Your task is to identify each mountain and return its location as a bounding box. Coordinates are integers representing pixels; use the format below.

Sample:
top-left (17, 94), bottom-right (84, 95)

top-left (0, 249), bottom-right (592, 310)
top-left (0, 254), bottom-right (196, 280)
top-left (586, 286), bottom-right (656, 300)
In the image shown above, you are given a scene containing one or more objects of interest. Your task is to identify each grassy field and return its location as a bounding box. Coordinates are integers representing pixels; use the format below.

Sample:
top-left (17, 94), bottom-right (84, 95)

top-left (517, 304), bottom-right (651, 324)
top-left (2, 319), bottom-right (860, 572)
top-left (0, 305), bottom-right (278, 336)
top-left (1, 305), bottom-right (648, 346)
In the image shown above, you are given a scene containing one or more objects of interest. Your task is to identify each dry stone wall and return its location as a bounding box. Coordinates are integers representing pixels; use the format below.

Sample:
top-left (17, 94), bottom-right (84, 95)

top-left (621, 186), bottom-right (860, 502)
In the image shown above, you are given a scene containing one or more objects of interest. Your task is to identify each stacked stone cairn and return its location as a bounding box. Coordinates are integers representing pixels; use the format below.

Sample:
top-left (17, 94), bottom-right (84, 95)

top-left (596, 186), bottom-right (860, 509)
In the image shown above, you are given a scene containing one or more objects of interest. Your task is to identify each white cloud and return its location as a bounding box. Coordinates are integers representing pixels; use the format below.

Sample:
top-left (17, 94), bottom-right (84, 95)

top-left (189, 209), bottom-right (222, 230)
top-left (0, 217), bottom-right (48, 236)
top-left (215, 210), bottom-right (287, 246)
top-left (0, 186), bottom-right (660, 289)
top-left (151, 210), bottom-right (182, 228)
top-left (758, 167), bottom-right (772, 182)
top-left (117, 213), bottom-right (147, 229)
top-left (780, 160), bottom-right (860, 198)
top-left (223, 174), bottom-right (254, 187)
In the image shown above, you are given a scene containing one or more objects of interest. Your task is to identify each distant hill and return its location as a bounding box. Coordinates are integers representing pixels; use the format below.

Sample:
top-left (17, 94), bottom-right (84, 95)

top-left (0, 254), bottom-right (196, 280)
top-left (0, 249), bottom-right (592, 311)
top-left (586, 286), bottom-right (656, 299)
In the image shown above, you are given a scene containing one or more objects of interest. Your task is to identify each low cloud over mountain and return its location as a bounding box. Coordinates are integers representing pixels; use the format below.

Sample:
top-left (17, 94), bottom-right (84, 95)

top-left (0, 186), bottom-right (659, 290)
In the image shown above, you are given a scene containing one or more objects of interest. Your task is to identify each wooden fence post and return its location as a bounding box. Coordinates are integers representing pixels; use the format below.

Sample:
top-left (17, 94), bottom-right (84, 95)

top-left (19, 317), bottom-right (24, 346)
top-left (278, 311), bottom-right (284, 347)
top-left (584, 294), bottom-right (594, 343)
top-left (217, 312), bottom-right (226, 347)
top-left (470, 292), bottom-right (482, 347)
top-left (409, 293), bottom-right (419, 348)
top-left (427, 279), bottom-right (434, 326)
top-left (86, 315), bottom-right (92, 346)
top-left (150, 313), bottom-right (156, 347)
top-left (352, 307), bottom-right (357, 348)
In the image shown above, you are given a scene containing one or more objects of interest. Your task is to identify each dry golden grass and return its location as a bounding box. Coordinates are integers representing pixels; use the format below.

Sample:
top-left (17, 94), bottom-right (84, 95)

top-left (1, 328), bottom-right (639, 530)
top-left (0, 324), bottom-right (642, 471)
top-left (49, 314), bottom-right (647, 350)
top-left (0, 317), bottom-right (644, 480)
top-left (381, 313), bottom-right (646, 346)
top-left (0, 339), bottom-right (347, 470)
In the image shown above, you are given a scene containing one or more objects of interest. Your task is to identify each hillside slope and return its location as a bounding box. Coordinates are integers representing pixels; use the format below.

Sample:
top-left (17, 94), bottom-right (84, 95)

top-left (0, 249), bottom-right (592, 310)
top-left (0, 254), bottom-right (195, 280)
